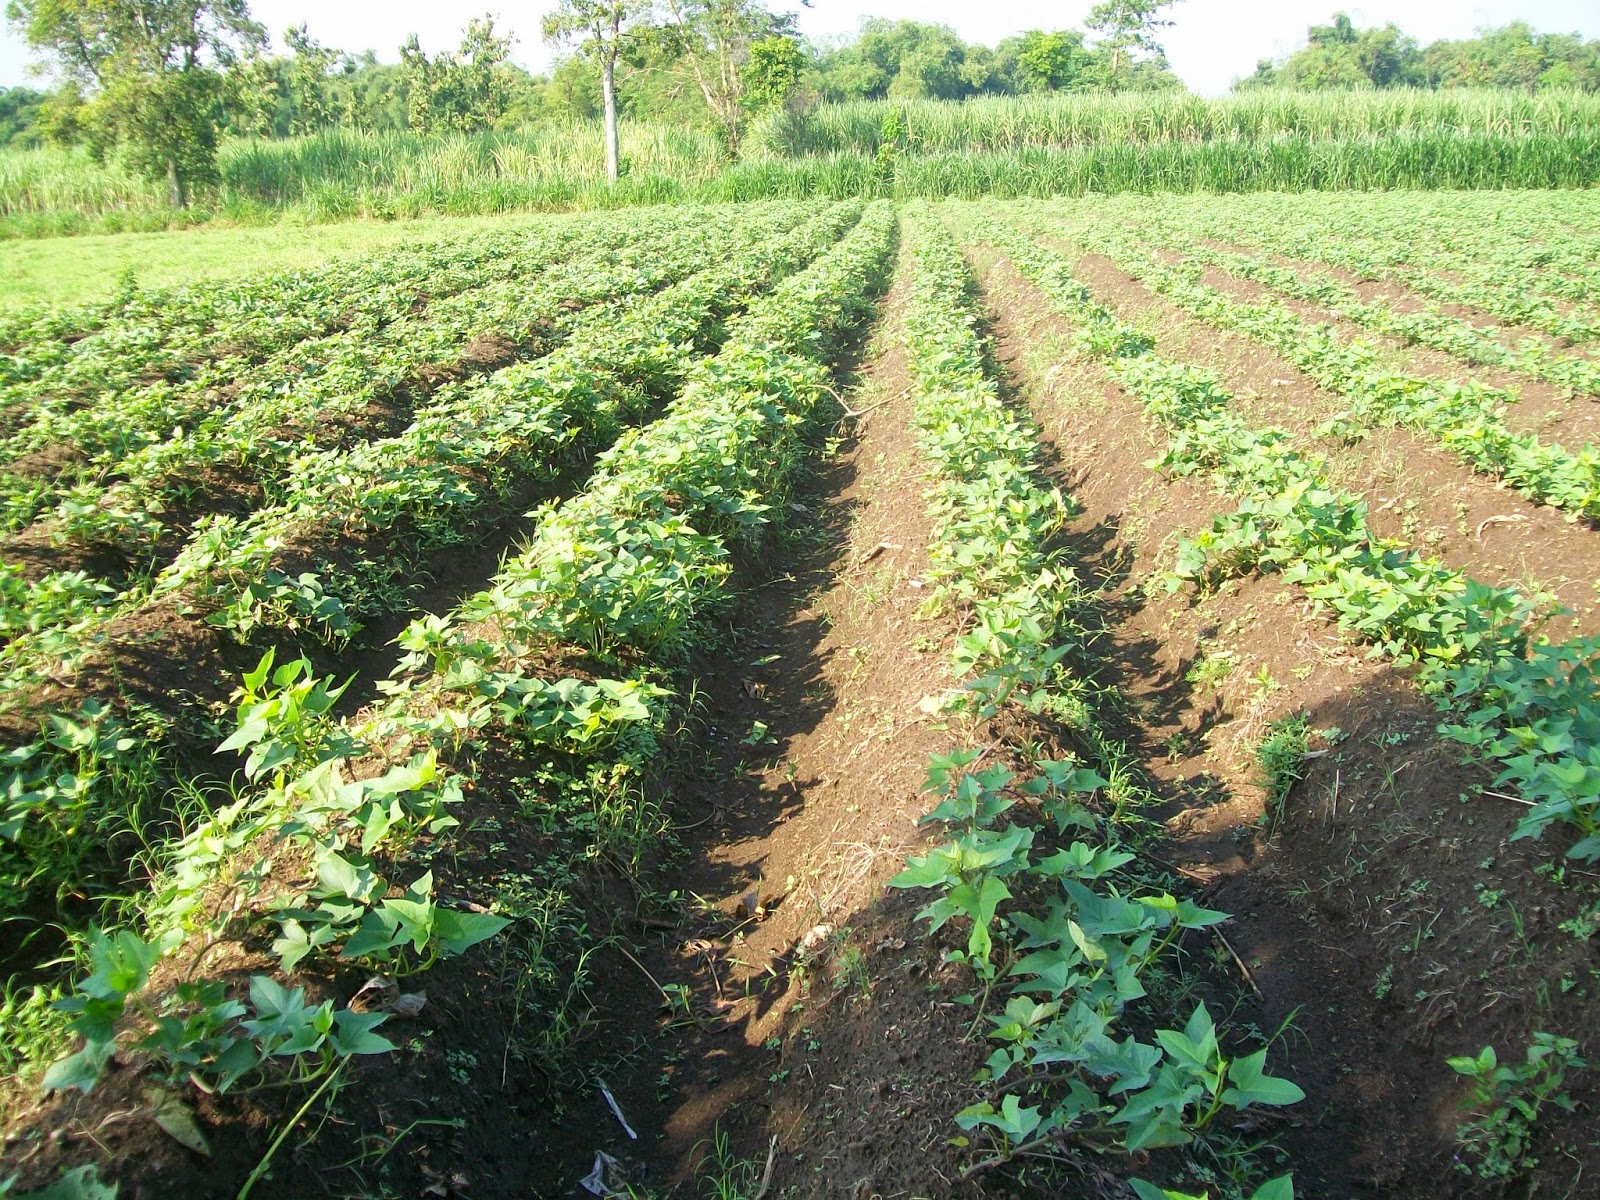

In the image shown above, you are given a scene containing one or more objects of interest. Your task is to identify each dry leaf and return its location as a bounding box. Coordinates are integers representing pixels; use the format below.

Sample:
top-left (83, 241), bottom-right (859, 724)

top-left (145, 1086), bottom-right (210, 1157)
top-left (351, 974), bottom-right (398, 1012)
top-left (798, 924), bottom-right (834, 954)
top-left (388, 991), bottom-right (427, 1018)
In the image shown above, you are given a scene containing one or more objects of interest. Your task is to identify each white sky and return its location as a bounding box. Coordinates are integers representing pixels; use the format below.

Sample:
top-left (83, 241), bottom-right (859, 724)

top-left (2, 1), bottom-right (1597, 97)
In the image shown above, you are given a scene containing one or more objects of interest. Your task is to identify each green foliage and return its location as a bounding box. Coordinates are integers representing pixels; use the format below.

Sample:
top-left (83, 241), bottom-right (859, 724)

top-left (980, 204), bottom-right (1600, 865)
top-left (1447, 1034), bottom-right (1585, 1179)
top-left (891, 217), bottom-right (1299, 1185)
top-left (1085, 0), bottom-right (1182, 90)
top-left (0, 698), bottom-right (162, 927)
top-left (1131, 1176), bottom-right (1294, 1200)
top-left (1246, 14), bottom-right (1600, 92)
top-left (1015, 31), bottom-right (1094, 93)
top-left (41, 927), bottom-right (395, 1095)
top-left (0, 1164), bottom-right (117, 1200)
top-left (895, 749), bottom-right (1294, 1169)
top-left (900, 216), bottom-right (1075, 718)
top-left (8, 0), bottom-right (265, 204)
top-left (1257, 713), bottom-right (1310, 812)
top-left (217, 650), bottom-right (354, 783)
top-left (1083, 225), bottom-right (1600, 518)
top-left (400, 16), bottom-right (514, 135)
top-left (745, 35), bottom-right (803, 112)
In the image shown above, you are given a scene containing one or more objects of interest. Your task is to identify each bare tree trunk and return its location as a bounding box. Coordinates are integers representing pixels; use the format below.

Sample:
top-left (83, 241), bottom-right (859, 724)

top-left (167, 157), bottom-right (186, 207)
top-left (601, 52), bottom-right (619, 184)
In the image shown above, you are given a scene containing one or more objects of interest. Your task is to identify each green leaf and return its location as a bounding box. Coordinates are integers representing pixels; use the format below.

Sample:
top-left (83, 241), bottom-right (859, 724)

top-left (41, 1039), bottom-right (115, 1093)
top-left (431, 909), bottom-right (511, 957)
top-left (1223, 1049), bottom-right (1306, 1108)
top-left (888, 845), bottom-right (960, 890)
top-left (339, 906), bottom-right (404, 961)
top-left (146, 1085), bottom-right (211, 1156)
top-left (1251, 1177), bottom-right (1295, 1200)
top-left (381, 897), bottom-right (437, 954)
top-left (329, 1009), bottom-right (396, 1056)
top-left (1130, 1182), bottom-right (1208, 1200)
top-left (8, 1164), bottom-right (118, 1200)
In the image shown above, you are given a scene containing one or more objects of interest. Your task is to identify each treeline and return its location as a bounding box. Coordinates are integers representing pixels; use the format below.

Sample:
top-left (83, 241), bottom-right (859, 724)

top-left (3, 8), bottom-right (1187, 148)
top-left (3, 0), bottom-right (1597, 207)
top-left (1242, 14), bottom-right (1600, 92)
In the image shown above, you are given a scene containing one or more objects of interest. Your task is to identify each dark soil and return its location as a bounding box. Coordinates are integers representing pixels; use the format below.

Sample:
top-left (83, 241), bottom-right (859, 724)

top-left (966, 239), bottom-right (1600, 1200)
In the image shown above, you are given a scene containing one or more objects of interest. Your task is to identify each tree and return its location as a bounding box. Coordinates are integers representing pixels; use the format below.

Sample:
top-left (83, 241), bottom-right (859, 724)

top-left (7, 0), bottom-right (265, 205)
top-left (1242, 16), bottom-right (1595, 94)
top-left (744, 34), bottom-right (802, 112)
top-left (226, 51), bottom-right (281, 136)
top-left (401, 15), bottom-right (513, 135)
top-left (283, 24), bottom-right (343, 134)
top-left (815, 19), bottom-right (978, 102)
top-left (1015, 30), bottom-right (1092, 92)
top-left (543, 0), bottom-right (644, 184)
top-left (0, 84), bottom-right (46, 146)
top-left (1085, 0), bottom-right (1180, 91)
top-left (657, 0), bottom-right (797, 153)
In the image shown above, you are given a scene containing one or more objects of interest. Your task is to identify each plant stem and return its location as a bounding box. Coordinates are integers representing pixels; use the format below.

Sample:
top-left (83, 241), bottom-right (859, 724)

top-left (237, 1060), bottom-right (346, 1200)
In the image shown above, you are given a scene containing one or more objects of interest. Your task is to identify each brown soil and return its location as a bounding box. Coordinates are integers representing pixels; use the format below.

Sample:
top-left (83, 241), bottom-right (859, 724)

top-left (961, 241), bottom-right (1600, 1200)
top-left (1068, 248), bottom-right (1600, 641)
top-left (625, 251), bottom-right (985, 1198)
top-left (8, 217), bottom-right (1600, 1200)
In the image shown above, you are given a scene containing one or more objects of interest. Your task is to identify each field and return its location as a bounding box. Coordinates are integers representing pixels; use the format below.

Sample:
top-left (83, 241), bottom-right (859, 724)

top-left (3, 88), bottom-right (1599, 239)
top-left (1, 188), bottom-right (1599, 1200)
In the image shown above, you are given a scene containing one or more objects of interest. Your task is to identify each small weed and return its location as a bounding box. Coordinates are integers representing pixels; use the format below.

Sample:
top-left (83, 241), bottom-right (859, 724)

top-left (1257, 712), bottom-right (1310, 815)
top-left (1373, 963), bottom-right (1394, 1001)
top-left (1448, 1033), bottom-right (1585, 1180)
top-left (1186, 648), bottom-right (1238, 691)
top-left (694, 1126), bottom-right (769, 1200)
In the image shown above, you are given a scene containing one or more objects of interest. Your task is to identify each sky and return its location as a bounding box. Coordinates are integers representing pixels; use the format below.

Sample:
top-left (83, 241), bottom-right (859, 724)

top-left (2, 1), bottom-right (1597, 98)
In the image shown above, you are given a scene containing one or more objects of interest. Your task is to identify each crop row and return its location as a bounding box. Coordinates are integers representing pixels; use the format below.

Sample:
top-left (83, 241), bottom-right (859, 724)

top-left (1140, 231), bottom-right (1600, 398)
top-left (1051, 215), bottom-right (1600, 522)
top-left (886, 214), bottom-right (1300, 1193)
top-left (0, 216), bottom-right (573, 428)
top-left (11, 204), bottom-right (894, 1133)
top-left (0, 204), bottom-right (867, 942)
top-left (0, 206), bottom-right (757, 542)
top-left (972, 207), bottom-right (1600, 866)
top-left (162, 202), bottom-right (864, 642)
top-left (0, 205), bottom-right (835, 703)
top-left (1129, 191), bottom-right (1600, 345)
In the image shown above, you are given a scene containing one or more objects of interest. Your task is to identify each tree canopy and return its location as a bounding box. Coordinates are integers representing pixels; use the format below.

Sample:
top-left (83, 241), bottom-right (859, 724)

top-left (1240, 14), bottom-right (1600, 91)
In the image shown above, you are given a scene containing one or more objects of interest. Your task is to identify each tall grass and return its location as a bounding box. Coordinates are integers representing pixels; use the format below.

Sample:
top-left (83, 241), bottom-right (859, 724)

top-left (0, 90), bottom-right (1597, 239)
top-left (0, 123), bottom-right (728, 227)
top-left (748, 88), bottom-right (1600, 157)
top-left (890, 130), bottom-right (1600, 197)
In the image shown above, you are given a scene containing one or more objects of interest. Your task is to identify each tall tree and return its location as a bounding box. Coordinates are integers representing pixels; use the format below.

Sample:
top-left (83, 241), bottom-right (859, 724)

top-left (401, 15), bottom-right (513, 135)
top-left (658, 0), bottom-right (797, 153)
top-left (283, 24), bottom-right (343, 134)
top-left (1085, 0), bottom-right (1180, 91)
top-left (544, 0), bottom-right (644, 184)
top-left (1015, 30), bottom-right (1092, 92)
top-left (6, 0), bottom-right (265, 205)
top-left (744, 34), bottom-right (802, 112)
top-left (455, 16), bottom-right (514, 129)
